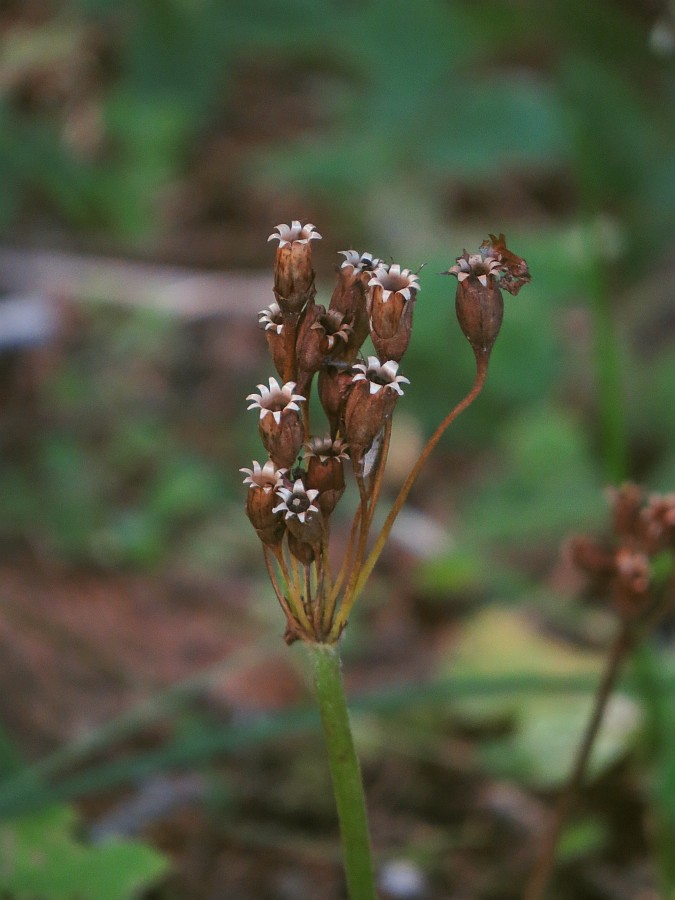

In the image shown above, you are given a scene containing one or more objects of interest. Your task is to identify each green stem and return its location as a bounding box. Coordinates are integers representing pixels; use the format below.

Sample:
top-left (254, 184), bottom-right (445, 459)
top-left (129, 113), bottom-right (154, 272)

top-left (308, 643), bottom-right (377, 900)
top-left (572, 109), bottom-right (628, 483)
top-left (586, 231), bottom-right (628, 483)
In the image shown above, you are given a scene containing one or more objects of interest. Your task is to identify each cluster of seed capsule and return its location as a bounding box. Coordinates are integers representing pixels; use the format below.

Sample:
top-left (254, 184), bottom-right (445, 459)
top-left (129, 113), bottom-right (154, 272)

top-left (241, 222), bottom-right (420, 642)
top-left (242, 222), bottom-right (531, 643)
top-left (570, 484), bottom-right (675, 619)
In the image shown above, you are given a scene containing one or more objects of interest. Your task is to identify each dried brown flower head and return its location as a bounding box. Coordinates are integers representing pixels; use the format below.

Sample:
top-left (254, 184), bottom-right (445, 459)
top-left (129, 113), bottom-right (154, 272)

top-left (240, 459), bottom-right (287, 545)
top-left (368, 263), bottom-right (420, 362)
top-left (642, 492), bottom-right (675, 552)
top-left (305, 436), bottom-right (349, 515)
top-left (247, 377), bottom-right (306, 468)
top-left (343, 357), bottom-right (409, 462)
top-left (481, 232), bottom-right (531, 295)
top-left (268, 221), bottom-right (321, 314)
top-left (243, 221), bottom-right (527, 643)
top-left (273, 477), bottom-right (323, 547)
top-left (569, 482), bottom-right (675, 620)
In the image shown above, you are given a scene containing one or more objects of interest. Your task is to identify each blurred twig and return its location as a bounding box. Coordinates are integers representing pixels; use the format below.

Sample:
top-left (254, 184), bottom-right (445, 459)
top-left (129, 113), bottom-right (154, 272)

top-left (0, 247), bottom-right (269, 320)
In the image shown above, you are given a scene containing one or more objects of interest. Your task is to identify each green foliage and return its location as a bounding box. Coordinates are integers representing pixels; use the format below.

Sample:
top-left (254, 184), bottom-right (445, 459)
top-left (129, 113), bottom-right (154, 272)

top-left (0, 308), bottom-right (232, 567)
top-left (0, 805), bottom-right (168, 900)
top-left (557, 817), bottom-right (608, 862)
top-left (481, 692), bottom-right (641, 787)
top-left (1, 0), bottom-right (672, 255)
top-left (632, 645), bottom-right (675, 892)
top-left (444, 608), bottom-right (641, 787)
top-left (462, 405), bottom-right (604, 545)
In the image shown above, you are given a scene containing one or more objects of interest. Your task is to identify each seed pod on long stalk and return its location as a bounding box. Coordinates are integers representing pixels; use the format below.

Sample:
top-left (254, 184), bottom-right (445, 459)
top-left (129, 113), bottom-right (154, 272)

top-left (444, 251), bottom-right (504, 365)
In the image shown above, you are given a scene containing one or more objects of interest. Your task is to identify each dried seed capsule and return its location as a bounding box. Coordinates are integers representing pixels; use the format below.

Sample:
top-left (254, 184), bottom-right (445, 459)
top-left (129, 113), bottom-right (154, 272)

top-left (312, 308), bottom-right (354, 357)
top-left (642, 492), bottom-right (675, 553)
top-left (329, 251), bottom-right (380, 361)
top-left (246, 377), bottom-right (306, 469)
top-left (293, 300), bottom-right (325, 398)
top-left (367, 263), bottom-right (420, 363)
top-left (258, 301), bottom-right (286, 378)
top-left (445, 251), bottom-right (504, 361)
top-left (608, 483), bottom-right (645, 542)
top-left (273, 478), bottom-right (324, 546)
top-left (268, 221), bottom-right (321, 315)
top-left (568, 535), bottom-right (617, 580)
top-left (287, 532), bottom-right (316, 565)
top-left (613, 547), bottom-right (651, 618)
top-left (240, 459), bottom-right (287, 545)
top-left (318, 365), bottom-right (354, 439)
top-left (343, 357), bottom-right (409, 462)
top-left (295, 303), bottom-right (355, 395)
top-left (305, 436), bottom-right (349, 515)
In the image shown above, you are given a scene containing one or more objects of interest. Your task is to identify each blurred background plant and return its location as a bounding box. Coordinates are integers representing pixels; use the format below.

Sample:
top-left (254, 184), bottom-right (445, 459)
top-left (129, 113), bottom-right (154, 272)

top-left (0, 1), bottom-right (674, 898)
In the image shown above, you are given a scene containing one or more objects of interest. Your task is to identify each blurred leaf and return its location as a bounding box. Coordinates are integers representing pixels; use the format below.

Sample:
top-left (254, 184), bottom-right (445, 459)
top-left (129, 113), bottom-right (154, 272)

top-left (500, 693), bottom-right (640, 787)
top-left (464, 405), bottom-right (604, 543)
top-left (0, 805), bottom-right (168, 900)
top-left (36, 435), bottom-right (106, 556)
top-left (146, 456), bottom-right (224, 521)
top-left (0, 726), bottom-right (23, 780)
top-left (633, 349), bottom-right (675, 464)
top-left (255, 133), bottom-right (397, 206)
top-left (0, 105), bottom-right (96, 226)
top-left (90, 510), bottom-right (166, 568)
top-left (423, 74), bottom-right (569, 176)
top-left (2, 660), bottom-right (672, 820)
top-left (444, 607), bottom-right (641, 786)
top-left (0, 22), bottom-right (82, 84)
top-left (557, 816), bottom-right (608, 862)
top-left (632, 644), bottom-right (675, 891)
top-left (417, 549), bottom-right (483, 597)
top-left (444, 607), bottom-right (602, 718)
top-left (558, 52), bottom-right (662, 203)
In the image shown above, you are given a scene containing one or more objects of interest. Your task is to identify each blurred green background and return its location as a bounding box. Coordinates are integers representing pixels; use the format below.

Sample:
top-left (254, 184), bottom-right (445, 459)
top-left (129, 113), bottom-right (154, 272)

top-left (0, 1), bottom-right (674, 898)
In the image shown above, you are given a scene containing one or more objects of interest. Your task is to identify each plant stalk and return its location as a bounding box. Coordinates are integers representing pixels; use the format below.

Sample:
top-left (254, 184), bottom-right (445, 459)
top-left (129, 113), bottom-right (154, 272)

top-left (308, 643), bottom-right (377, 900)
top-left (586, 235), bottom-right (627, 483)
top-left (523, 620), bottom-right (634, 900)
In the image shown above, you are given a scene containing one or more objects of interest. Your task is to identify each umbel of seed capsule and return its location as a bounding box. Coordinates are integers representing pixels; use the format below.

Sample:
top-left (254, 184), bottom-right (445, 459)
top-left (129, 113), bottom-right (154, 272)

top-left (242, 221), bottom-right (533, 644)
top-left (569, 482), bottom-right (675, 619)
